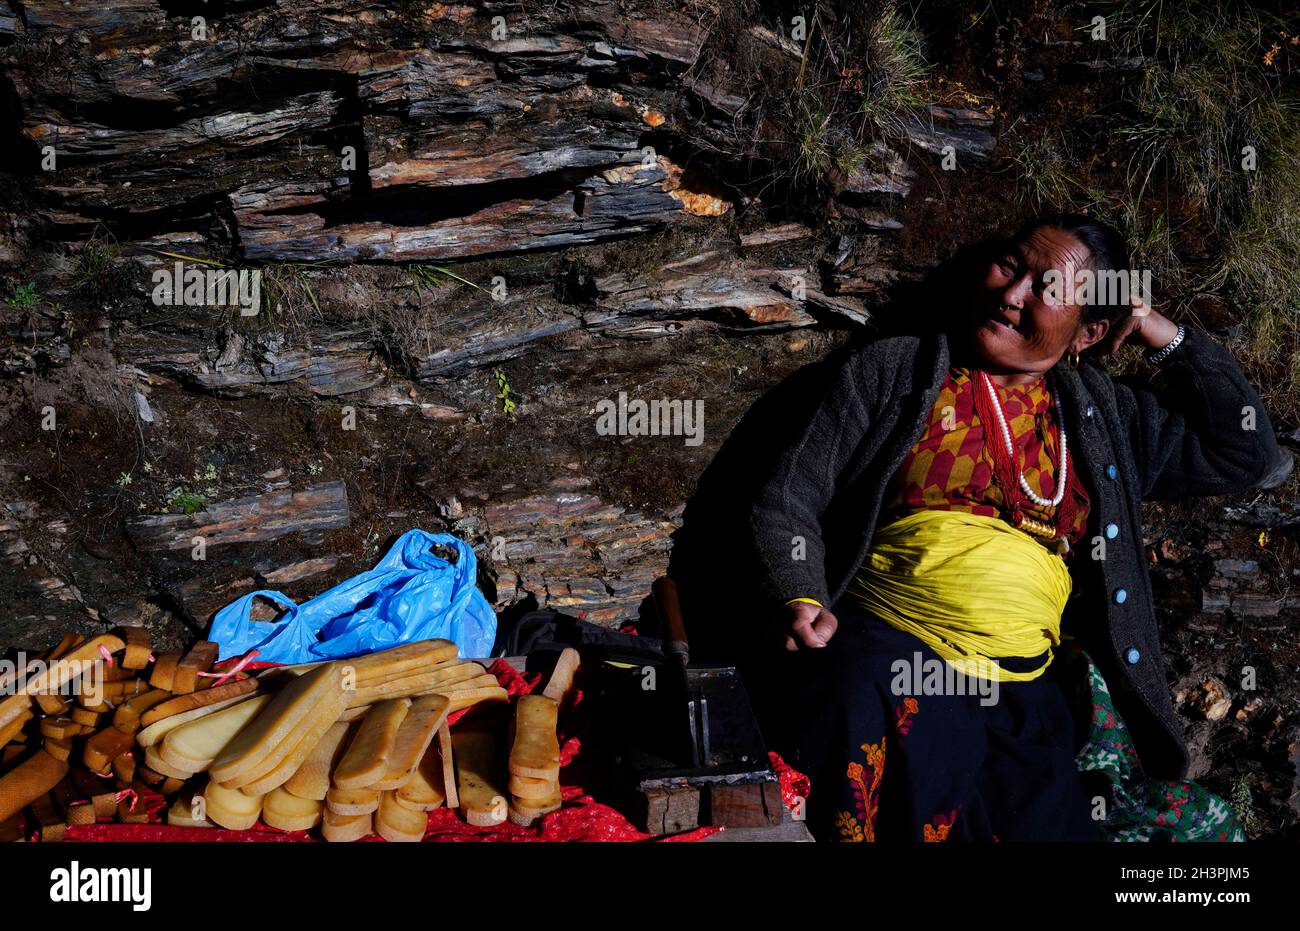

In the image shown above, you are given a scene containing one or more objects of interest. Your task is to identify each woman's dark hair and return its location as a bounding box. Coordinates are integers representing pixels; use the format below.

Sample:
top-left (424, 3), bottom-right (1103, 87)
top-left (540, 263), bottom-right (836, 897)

top-left (1013, 212), bottom-right (1135, 327)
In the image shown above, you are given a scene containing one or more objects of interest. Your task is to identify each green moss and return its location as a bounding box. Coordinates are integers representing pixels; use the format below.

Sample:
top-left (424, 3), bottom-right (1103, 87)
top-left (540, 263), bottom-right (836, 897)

top-left (168, 490), bottom-right (206, 515)
top-left (5, 282), bottom-right (38, 307)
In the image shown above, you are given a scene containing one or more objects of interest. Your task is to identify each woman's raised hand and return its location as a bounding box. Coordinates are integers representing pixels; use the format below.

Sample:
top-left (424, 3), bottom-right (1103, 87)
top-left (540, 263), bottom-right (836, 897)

top-left (785, 601), bottom-right (839, 651)
top-left (1099, 294), bottom-right (1181, 355)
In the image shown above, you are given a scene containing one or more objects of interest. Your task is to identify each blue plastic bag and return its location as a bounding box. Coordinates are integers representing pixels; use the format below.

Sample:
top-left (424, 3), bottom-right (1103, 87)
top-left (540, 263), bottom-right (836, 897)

top-left (208, 530), bottom-right (497, 663)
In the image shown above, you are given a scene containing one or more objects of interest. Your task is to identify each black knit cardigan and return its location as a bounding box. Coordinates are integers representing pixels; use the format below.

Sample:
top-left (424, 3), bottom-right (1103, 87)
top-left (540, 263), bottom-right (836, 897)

top-left (750, 327), bottom-right (1283, 778)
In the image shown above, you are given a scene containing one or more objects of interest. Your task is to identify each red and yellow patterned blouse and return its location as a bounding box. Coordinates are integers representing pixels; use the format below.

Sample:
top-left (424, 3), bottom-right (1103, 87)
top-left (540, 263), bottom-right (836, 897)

top-left (880, 367), bottom-right (1091, 546)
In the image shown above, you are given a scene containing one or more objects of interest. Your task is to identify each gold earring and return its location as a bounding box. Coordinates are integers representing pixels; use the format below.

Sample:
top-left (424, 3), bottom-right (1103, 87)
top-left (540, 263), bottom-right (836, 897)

top-left (1067, 351), bottom-right (1080, 369)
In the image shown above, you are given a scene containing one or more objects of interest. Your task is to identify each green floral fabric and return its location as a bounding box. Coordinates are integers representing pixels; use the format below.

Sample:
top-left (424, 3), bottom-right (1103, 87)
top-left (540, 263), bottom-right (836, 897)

top-left (1069, 644), bottom-right (1244, 842)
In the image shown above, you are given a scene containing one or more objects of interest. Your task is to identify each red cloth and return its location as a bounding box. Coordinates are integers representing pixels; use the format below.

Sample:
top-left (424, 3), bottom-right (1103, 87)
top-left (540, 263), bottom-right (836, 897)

top-left (770, 751), bottom-right (810, 814)
top-left (65, 659), bottom-right (732, 843)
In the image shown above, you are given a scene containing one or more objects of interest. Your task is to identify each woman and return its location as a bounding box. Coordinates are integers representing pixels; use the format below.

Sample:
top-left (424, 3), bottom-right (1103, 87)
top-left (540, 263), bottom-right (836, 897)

top-left (750, 213), bottom-right (1289, 841)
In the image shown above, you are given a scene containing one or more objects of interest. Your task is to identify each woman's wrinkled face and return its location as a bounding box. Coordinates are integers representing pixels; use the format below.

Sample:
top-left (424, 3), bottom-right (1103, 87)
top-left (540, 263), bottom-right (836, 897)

top-left (970, 226), bottom-right (1092, 375)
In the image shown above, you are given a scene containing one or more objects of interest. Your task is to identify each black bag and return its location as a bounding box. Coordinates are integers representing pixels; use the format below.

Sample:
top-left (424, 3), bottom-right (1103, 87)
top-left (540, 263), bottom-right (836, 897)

top-left (493, 609), bottom-right (664, 666)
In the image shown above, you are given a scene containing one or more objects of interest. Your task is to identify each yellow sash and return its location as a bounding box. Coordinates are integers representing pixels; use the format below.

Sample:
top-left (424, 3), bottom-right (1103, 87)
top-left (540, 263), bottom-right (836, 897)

top-left (847, 509), bottom-right (1072, 682)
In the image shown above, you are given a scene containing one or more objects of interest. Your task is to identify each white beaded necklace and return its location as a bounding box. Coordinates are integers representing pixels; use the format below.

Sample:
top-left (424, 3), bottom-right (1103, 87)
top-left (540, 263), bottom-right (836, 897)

top-left (978, 370), bottom-right (1068, 508)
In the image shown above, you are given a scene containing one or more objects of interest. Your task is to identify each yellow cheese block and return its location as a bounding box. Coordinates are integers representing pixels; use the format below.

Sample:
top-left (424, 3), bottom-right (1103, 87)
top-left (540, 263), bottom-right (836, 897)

top-left (507, 794), bottom-right (562, 827)
top-left (512, 784), bottom-right (563, 812)
top-left (262, 787), bottom-right (323, 832)
top-left (542, 648), bottom-right (581, 702)
top-left (508, 772), bottom-right (559, 800)
top-left (23, 634), bottom-right (125, 697)
top-left (0, 708), bottom-right (32, 745)
top-left (235, 702), bottom-right (352, 797)
top-left (160, 694), bottom-right (272, 772)
top-left (210, 663), bottom-right (347, 787)
top-left (83, 726), bottom-right (135, 773)
top-left (69, 708), bottom-right (103, 728)
top-left (376, 791), bottom-right (427, 842)
top-left (390, 791), bottom-right (432, 813)
top-left (442, 673), bottom-right (502, 693)
top-left (437, 722), bottom-right (458, 809)
top-left (144, 743), bottom-right (198, 780)
top-left (395, 741), bottom-right (445, 811)
top-left (0, 694), bottom-right (33, 732)
top-left (453, 729), bottom-right (507, 827)
top-left (112, 688), bottom-right (172, 734)
top-left (135, 693), bottom-right (260, 748)
top-left (508, 695), bottom-right (561, 781)
top-left (346, 662), bottom-right (483, 709)
top-left (140, 677), bottom-right (260, 727)
top-left (335, 640), bottom-right (459, 686)
top-left (370, 694), bottom-right (449, 790)
top-left (166, 794), bottom-right (214, 828)
top-left (326, 785), bottom-right (379, 816)
top-left (446, 687), bottom-right (509, 713)
top-left (284, 721), bottom-right (351, 801)
top-left (203, 779), bottom-right (264, 831)
top-left (333, 699), bottom-right (410, 790)
top-left (120, 626), bottom-right (152, 670)
top-left (322, 807), bottom-right (372, 843)
top-left (274, 642), bottom-right (459, 688)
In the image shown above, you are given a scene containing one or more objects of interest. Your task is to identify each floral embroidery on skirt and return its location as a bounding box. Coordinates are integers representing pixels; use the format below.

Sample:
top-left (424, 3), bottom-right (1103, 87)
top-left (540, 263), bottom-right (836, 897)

top-left (800, 609), bottom-right (1245, 842)
top-left (1071, 646), bottom-right (1244, 842)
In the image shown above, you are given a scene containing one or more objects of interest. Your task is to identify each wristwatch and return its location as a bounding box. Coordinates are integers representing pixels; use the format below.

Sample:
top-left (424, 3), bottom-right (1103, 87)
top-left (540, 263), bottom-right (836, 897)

top-left (1145, 324), bottom-right (1186, 365)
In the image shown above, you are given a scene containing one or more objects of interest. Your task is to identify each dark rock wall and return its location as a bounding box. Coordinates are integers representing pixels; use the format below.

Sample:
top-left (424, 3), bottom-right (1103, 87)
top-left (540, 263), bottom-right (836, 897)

top-left (1, 0), bottom-right (897, 643)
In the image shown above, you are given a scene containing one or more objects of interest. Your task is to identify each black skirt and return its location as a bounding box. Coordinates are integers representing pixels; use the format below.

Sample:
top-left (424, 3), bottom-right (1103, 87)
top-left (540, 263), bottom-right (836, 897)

top-left (780, 600), bottom-right (1100, 842)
